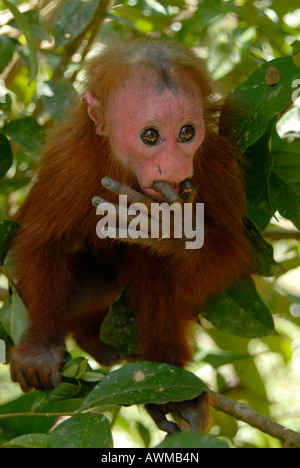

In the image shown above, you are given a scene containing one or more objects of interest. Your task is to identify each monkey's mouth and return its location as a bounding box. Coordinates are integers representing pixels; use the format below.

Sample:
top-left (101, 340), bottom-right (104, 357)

top-left (144, 180), bottom-right (193, 202)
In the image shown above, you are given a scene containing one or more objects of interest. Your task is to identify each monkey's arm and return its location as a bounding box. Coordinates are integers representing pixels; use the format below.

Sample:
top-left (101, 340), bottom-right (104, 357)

top-left (9, 243), bottom-right (76, 392)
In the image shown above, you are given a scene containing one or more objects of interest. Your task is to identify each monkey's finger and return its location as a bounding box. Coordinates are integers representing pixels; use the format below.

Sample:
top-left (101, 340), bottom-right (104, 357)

top-left (11, 368), bottom-right (32, 393)
top-left (101, 177), bottom-right (153, 210)
top-left (92, 196), bottom-right (109, 208)
top-left (92, 196), bottom-right (120, 213)
top-left (179, 179), bottom-right (195, 202)
top-left (48, 368), bottom-right (63, 390)
top-left (151, 181), bottom-right (181, 205)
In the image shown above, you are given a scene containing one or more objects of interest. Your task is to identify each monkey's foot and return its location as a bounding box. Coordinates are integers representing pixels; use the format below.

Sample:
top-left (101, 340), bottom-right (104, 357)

top-left (10, 341), bottom-right (65, 393)
top-left (145, 393), bottom-right (210, 433)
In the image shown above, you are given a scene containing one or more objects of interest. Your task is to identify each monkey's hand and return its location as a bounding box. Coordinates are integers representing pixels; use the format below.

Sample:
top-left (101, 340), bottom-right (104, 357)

top-left (93, 177), bottom-right (204, 253)
top-left (10, 338), bottom-right (65, 393)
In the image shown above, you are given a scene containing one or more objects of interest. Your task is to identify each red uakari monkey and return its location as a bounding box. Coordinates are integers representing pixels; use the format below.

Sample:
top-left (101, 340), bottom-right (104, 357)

top-left (9, 39), bottom-right (253, 431)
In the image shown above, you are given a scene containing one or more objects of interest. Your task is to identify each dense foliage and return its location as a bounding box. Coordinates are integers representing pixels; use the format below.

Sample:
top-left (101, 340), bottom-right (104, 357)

top-left (0, 0), bottom-right (299, 448)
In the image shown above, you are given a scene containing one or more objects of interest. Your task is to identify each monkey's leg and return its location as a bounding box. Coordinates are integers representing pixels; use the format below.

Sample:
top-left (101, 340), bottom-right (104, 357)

top-left (146, 393), bottom-right (210, 434)
top-left (123, 251), bottom-right (211, 433)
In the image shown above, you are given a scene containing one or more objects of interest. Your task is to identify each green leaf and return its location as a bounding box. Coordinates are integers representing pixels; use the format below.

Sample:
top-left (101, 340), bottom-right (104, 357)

top-left (48, 414), bottom-right (113, 448)
top-left (0, 282), bottom-right (30, 345)
top-left (0, 219), bottom-right (18, 265)
top-left (22, 10), bottom-right (50, 41)
top-left (0, 134), bottom-right (13, 180)
top-left (0, 36), bottom-right (17, 73)
top-left (37, 382), bottom-right (82, 406)
top-left (0, 321), bottom-right (13, 362)
top-left (243, 117), bottom-right (277, 230)
top-left (53, 0), bottom-right (100, 49)
top-left (0, 392), bottom-right (57, 441)
top-left (226, 55), bottom-right (300, 153)
top-left (62, 357), bottom-right (88, 379)
top-left (41, 81), bottom-right (77, 122)
top-left (136, 421), bottom-right (151, 448)
top-left (201, 278), bottom-right (275, 338)
top-left (157, 431), bottom-right (229, 448)
top-left (2, 0), bottom-right (38, 82)
top-left (245, 218), bottom-right (285, 277)
top-left (269, 132), bottom-right (300, 229)
top-left (61, 355), bottom-right (106, 383)
top-left (31, 394), bottom-right (84, 414)
top-left (100, 291), bottom-right (138, 355)
top-left (1, 433), bottom-right (49, 448)
top-left (79, 370), bottom-right (107, 383)
top-left (79, 362), bottom-right (208, 412)
top-left (3, 118), bottom-right (44, 153)
top-left (196, 349), bottom-right (249, 368)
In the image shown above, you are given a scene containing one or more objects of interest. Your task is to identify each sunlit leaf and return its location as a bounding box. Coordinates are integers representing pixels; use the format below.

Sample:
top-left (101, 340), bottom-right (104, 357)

top-left (0, 281), bottom-right (29, 345)
top-left (196, 349), bottom-right (249, 368)
top-left (62, 357), bottom-right (88, 379)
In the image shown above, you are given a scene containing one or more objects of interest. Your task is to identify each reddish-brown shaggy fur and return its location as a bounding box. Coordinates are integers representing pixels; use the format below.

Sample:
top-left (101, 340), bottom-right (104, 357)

top-left (9, 40), bottom-right (253, 401)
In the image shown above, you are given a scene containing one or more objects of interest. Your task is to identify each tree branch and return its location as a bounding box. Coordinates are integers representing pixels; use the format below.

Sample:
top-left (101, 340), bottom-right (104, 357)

top-left (210, 391), bottom-right (300, 448)
top-left (262, 227), bottom-right (300, 240)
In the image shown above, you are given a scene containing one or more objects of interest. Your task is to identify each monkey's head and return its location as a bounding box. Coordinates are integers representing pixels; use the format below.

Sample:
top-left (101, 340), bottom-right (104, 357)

top-left (82, 40), bottom-right (213, 201)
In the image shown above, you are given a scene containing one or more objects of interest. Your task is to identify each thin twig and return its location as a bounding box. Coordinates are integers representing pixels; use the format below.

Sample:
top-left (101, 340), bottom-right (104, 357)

top-left (0, 412), bottom-right (75, 418)
top-left (210, 391), bottom-right (300, 448)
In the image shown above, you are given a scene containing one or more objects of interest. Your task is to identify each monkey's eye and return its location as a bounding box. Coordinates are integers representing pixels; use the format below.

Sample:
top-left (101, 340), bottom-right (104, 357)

top-left (141, 128), bottom-right (160, 146)
top-left (178, 125), bottom-right (195, 142)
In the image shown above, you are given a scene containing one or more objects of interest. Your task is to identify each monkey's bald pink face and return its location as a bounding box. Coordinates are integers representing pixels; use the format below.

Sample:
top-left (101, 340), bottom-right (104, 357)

top-left (98, 77), bottom-right (205, 200)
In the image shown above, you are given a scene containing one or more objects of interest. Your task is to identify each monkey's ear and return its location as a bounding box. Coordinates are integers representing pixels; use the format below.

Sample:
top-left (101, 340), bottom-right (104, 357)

top-left (82, 91), bottom-right (107, 135)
